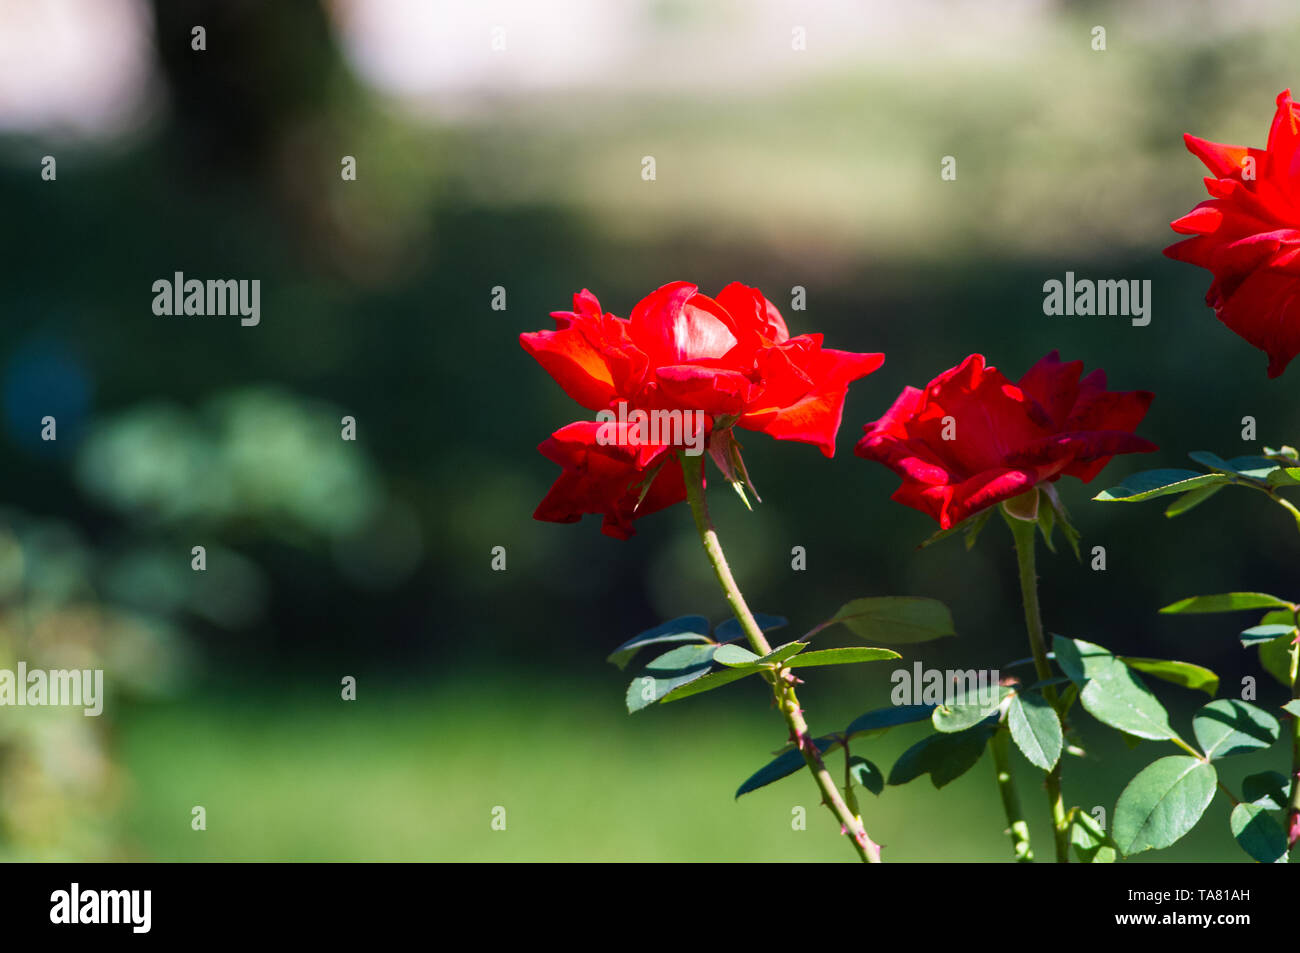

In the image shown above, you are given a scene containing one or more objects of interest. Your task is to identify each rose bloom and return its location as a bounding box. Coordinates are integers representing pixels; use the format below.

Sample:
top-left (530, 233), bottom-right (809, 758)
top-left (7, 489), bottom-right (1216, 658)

top-left (531, 420), bottom-right (689, 540)
top-left (1166, 90), bottom-right (1300, 378)
top-left (523, 281), bottom-right (884, 537)
top-left (856, 352), bottom-right (1155, 529)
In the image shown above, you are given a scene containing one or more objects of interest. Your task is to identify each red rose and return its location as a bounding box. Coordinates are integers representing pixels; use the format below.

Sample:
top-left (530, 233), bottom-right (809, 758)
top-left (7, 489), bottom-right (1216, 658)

top-left (856, 352), bottom-right (1155, 529)
top-left (533, 421), bottom-right (688, 540)
top-left (1166, 90), bottom-right (1300, 378)
top-left (522, 282), bottom-right (883, 457)
top-left (524, 282), bottom-right (884, 536)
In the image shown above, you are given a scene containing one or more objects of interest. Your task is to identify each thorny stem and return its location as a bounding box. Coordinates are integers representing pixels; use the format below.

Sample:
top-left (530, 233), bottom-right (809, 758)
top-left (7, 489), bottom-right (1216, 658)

top-left (1007, 512), bottom-right (1071, 863)
top-left (1289, 613), bottom-right (1300, 856)
top-left (679, 452), bottom-right (881, 863)
top-left (990, 724), bottom-right (1034, 862)
top-left (1269, 497), bottom-right (1300, 857)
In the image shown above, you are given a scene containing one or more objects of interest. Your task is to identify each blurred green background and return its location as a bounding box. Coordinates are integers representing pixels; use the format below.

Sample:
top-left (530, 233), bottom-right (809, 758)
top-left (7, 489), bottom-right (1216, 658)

top-left (1, 0), bottom-right (1298, 861)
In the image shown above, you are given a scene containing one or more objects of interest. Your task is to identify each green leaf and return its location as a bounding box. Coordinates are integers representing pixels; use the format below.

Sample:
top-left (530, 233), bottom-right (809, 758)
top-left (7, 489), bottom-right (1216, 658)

top-left (625, 643), bottom-right (717, 712)
top-left (918, 509), bottom-right (991, 551)
top-left (964, 507), bottom-right (993, 551)
top-left (1160, 592), bottom-right (1293, 614)
top-left (1284, 699), bottom-right (1300, 718)
top-left (785, 647), bottom-right (900, 668)
top-left (1230, 803), bottom-right (1289, 863)
top-left (1242, 771), bottom-right (1291, 811)
top-left (1070, 809), bottom-right (1118, 863)
top-left (735, 736), bottom-right (839, 798)
top-left (848, 756), bottom-right (884, 796)
top-left (1189, 451), bottom-right (1281, 481)
top-left (713, 613), bottom-right (787, 644)
top-left (1193, 699), bottom-right (1280, 759)
top-left (1258, 631), bottom-right (1295, 687)
top-left (1187, 450), bottom-right (1229, 470)
top-left (1240, 624), bottom-right (1294, 646)
top-left (844, 704), bottom-right (936, 739)
top-left (1042, 484), bottom-right (1082, 560)
top-left (1119, 657), bottom-right (1219, 697)
top-left (1053, 636), bottom-right (1179, 741)
top-left (758, 641), bottom-right (809, 666)
top-left (918, 523), bottom-right (964, 549)
top-left (932, 685), bottom-right (1012, 734)
top-left (1094, 469), bottom-right (1230, 502)
top-left (1037, 494), bottom-right (1057, 552)
top-left (1164, 482), bottom-right (1227, 517)
top-left (659, 666), bottom-right (761, 704)
top-left (1007, 692), bottom-right (1063, 771)
top-left (1058, 681), bottom-right (1080, 714)
top-left (887, 723), bottom-right (996, 789)
top-left (821, 596), bottom-right (955, 645)
top-left (1002, 488), bottom-right (1039, 522)
top-left (1113, 756), bottom-right (1218, 856)
top-left (712, 644), bottom-right (760, 666)
top-left (1267, 466), bottom-right (1300, 487)
top-left (1257, 609), bottom-right (1294, 625)
top-left (1223, 455), bottom-right (1283, 480)
top-left (714, 640), bottom-right (809, 670)
top-left (607, 615), bottom-right (711, 670)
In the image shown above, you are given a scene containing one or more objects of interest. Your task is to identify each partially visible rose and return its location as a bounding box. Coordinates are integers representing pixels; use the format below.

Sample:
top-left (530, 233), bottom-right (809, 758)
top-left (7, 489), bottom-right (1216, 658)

top-left (1166, 90), bottom-right (1300, 378)
top-left (856, 351), bottom-right (1156, 529)
top-left (524, 282), bottom-right (884, 536)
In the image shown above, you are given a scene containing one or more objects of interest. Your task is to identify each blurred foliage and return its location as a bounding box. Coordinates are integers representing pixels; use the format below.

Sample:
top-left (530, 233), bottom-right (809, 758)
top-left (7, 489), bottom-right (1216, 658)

top-left (0, 510), bottom-right (189, 859)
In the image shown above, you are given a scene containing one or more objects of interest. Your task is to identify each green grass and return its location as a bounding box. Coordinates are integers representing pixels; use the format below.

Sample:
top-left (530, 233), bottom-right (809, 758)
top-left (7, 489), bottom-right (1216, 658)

top-left (113, 675), bottom-right (1249, 862)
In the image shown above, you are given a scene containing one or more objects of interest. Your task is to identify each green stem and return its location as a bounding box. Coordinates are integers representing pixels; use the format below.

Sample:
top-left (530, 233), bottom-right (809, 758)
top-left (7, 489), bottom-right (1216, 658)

top-left (1269, 491), bottom-right (1300, 536)
top-left (1261, 495), bottom-right (1300, 856)
top-left (990, 725), bottom-right (1034, 862)
top-left (1007, 511), bottom-right (1070, 863)
top-left (1288, 629), bottom-right (1300, 857)
top-left (679, 452), bottom-right (880, 863)
top-left (1268, 506), bottom-right (1300, 859)
top-left (1215, 780), bottom-right (1241, 807)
